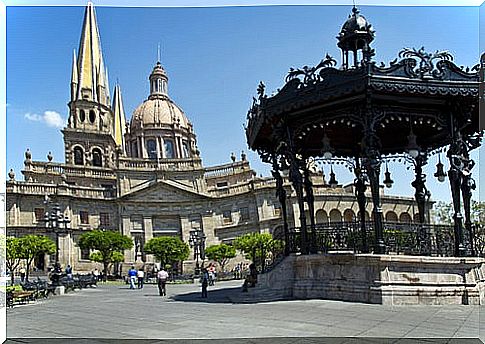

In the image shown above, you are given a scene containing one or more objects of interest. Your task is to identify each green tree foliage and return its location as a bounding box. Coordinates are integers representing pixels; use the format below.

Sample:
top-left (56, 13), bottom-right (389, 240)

top-left (233, 232), bottom-right (283, 271)
top-left (89, 251), bottom-right (124, 277)
top-left (18, 235), bottom-right (56, 281)
top-left (79, 230), bottom-right (132, 278)
top-left (434, 200), bottom-right (485, 225)
top-left (205, 244), bottom-right (236, 272)
top-left (144, 236), bottom-right (190, 268)
top-left (6, 236), bottom-right (23, 285)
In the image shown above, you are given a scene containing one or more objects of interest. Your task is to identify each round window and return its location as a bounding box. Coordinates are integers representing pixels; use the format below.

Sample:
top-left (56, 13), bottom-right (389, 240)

top-left (79, 110), bottom-right (85, 122)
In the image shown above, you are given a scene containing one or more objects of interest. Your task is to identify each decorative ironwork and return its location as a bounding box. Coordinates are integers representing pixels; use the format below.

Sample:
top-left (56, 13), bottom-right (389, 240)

top-left (398, 47), bottom-right (453, 79)
top-left (286, 54), bottom-right (337, 86)
top-left (279, 222), bottom-right (479, 258)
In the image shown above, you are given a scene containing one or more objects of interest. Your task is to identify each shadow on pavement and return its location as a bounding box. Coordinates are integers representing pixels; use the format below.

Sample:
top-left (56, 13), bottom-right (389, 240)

top-left (170, 285), bottom-right (289, 304)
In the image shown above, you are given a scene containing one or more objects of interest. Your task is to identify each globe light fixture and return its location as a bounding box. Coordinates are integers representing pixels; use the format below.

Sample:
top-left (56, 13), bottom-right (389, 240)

top-left (383, 162), bottom-right (394, 188)
top-left (434, 155), bottom-right (446, 182)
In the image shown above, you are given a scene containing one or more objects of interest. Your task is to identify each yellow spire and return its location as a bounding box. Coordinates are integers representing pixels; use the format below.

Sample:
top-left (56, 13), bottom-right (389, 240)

top-left (76, 2), bottom-right (109, 106)
top-left (112, 83), bottom-right (126, 149)
top-left (70, 50), bottom-right (78, 101)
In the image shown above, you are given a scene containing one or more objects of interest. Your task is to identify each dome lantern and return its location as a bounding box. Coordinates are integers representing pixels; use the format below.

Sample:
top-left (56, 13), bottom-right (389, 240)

top-left (149, 61), bottom-right (168, 99)
top-left (337, 6), bottom-right (375, 69)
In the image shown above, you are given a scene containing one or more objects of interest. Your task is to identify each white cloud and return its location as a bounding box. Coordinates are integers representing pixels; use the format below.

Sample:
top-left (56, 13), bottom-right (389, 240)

top-left (43, 111), bottom-right (65, 128)
top-left (24, 113), bottom-right (42, 122)
top-left (24, 111), bottom-right (66, 128)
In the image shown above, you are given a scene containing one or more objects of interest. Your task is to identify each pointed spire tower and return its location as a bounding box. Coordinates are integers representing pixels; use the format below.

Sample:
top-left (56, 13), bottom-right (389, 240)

top-left (64, 2), bottom-right (118, 167)
top-left (74, 1), bottom-right (110, 105)
top-left (112, 83), bottom-right (126, 151)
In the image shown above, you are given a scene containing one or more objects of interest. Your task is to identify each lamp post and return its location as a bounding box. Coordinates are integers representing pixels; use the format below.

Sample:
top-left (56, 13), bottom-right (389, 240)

top-left (42, 195), bottom-right (70, 284)
top-left (189, 229), bottom-right (206, 276)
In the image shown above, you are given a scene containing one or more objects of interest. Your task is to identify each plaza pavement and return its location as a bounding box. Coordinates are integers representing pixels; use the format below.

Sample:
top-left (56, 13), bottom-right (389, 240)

top-left (5, 280), bottom-right (485, 343)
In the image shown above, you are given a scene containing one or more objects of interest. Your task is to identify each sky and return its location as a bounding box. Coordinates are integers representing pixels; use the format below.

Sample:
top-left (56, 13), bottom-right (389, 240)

top-left (3, 2), bottom-right (484, 204)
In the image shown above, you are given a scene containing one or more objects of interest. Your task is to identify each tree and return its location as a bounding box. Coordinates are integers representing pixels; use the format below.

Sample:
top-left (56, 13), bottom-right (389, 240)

top-left (234, 232), bottom-right (283, 271)
top-left (205, 244), bottom-right (236, 272)
top-left (18, 235), bottom-right (56, 281)
top-left (144, 236), bottom-right (190, 269)
top-left (89, 251), bottom-right (124, 278)
top-left (6, 236), bottom-right (23, 285)
top-left (434, 200), bottom-right (485, 225)
top-left (79, 230), bottom-right (133, 279)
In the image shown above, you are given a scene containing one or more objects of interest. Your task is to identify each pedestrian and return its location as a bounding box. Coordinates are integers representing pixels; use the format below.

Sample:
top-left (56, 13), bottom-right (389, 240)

top-left (201, 268), bottom-right (209, 298)
top-left (157, 267), bottom-right (169, 296)
top-left (65, 265), bottom-right (73, 280)
top-left (128, 266), bottom-right (137, 289)
top-left (137, 268), bottom-right (145, 289)
top-left (19, 267), bottom-right (26, 283)
top-left (249, 263), bottom-right (258, 287)
top-left (208, 263), bottom-right (216, 286)
top-left (92, 268), bottom-right (100, 282)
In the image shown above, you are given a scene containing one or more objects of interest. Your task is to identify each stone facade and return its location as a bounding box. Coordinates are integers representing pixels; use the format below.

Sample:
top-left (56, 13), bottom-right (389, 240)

top-left (6, 3), bottom-right (427, 274)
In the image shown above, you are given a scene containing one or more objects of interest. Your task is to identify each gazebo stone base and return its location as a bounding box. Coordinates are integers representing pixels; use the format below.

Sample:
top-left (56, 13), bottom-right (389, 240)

top-left (258, 254), bottom-right (485, 305)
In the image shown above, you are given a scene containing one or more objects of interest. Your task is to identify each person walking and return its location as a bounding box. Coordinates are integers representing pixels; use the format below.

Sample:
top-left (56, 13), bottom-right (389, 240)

top-left (137, 268), bottom-right (145, 289)
top-left (92, 268), bottom-right (100, 282)
top-left (201, 268), bottom-right (209, 298)
top-left (65, 265), bottom-right (73, 280)
top-left (157, 267), bottom-right (169, 296)
top-left (19, 267), bottom-right (26, 283)
top-left (128, 266), bottom-right (137, 289)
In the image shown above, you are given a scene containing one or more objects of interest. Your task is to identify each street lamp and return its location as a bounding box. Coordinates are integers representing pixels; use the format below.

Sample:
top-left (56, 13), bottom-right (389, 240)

top-left (41, 195), bottom-right (70, 284)
top-left (189, 229), bottom-right (206, 276)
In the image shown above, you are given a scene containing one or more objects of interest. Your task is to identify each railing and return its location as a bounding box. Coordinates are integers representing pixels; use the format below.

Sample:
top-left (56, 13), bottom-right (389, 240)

top-left (204, 161), bottom-right (250, 178)
top-left (282, 221), bottom-right (479, 257)
top-left (26, 161), bottom-right (117, 179)
top-left (260, 222), bottom-right (483, 273)
top-left (118, 157), bottom-right (202, 171)
top-left (7, 182), bottom-right (116, 199)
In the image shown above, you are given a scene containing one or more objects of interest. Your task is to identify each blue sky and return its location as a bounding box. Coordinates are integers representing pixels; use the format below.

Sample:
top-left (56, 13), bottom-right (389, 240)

top-left (4, 3), bottom-right (483, 203)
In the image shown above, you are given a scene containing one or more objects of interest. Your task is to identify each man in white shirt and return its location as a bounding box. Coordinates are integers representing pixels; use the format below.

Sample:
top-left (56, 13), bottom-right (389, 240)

top-left (137, 268), bottom-right (145, 289)
top-left (157, 268), bottom-right (169, 296)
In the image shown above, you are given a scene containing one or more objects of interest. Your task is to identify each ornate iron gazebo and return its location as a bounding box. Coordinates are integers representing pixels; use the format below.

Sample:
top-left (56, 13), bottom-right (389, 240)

top-left (246, 6), bottom-right (482, 257)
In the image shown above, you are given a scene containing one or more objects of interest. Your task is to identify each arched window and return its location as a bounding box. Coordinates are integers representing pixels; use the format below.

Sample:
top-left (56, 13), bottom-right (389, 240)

top-left (92, 148), bottom-right (102, 167)
top-left (73, 146), bottom-right (84, 165)
top-left (413, 213), bottom-right (421, 223)
top-left (315, 210), bottom-right (328, 224)
top-left (343, 209), bottom-right (356, 222)
top-left (132, 141), bottom-right (138, 158)
top-left (399, 212), bottom-right (412, 223)
top-left (385, 211), bottom-right (398, 222)
top-left (147, 139), bottom-right (157, 159)
top-left (79, 110), bottom-right (86, 122)
top-left (357, 211), bottom-right (370, 221)
top-left (164, 139), bottom-right (174, 158)
top-left (89, 110), bottom-right (96, 123)
top-left (329, 209), bottom-right (342, 222)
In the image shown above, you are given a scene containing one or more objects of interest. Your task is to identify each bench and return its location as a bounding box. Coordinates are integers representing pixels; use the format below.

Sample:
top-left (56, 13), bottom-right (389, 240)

top-left (10, 291), bottom-right (36, 305)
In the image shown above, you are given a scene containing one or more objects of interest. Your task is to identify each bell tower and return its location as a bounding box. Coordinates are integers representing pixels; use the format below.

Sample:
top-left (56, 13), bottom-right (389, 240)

top-left (63, 2), bottom-right (123, 168)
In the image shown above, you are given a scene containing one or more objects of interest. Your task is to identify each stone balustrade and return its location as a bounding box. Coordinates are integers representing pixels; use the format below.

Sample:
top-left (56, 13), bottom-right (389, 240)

top-left (7, 182), bottom-right (116, 199)
top-left (118, 157), bottom-right (202, 171)
top-left (204, 161), bottom-right (250, 178)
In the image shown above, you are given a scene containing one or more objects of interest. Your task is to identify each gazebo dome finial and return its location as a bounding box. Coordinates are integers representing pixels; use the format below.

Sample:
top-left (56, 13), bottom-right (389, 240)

top-left (337, 6), bottom-right (375, 69)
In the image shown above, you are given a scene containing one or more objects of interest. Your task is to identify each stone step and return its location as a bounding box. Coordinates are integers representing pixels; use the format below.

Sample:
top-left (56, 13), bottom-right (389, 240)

top-left (229, 286), bottom-right (286, 303)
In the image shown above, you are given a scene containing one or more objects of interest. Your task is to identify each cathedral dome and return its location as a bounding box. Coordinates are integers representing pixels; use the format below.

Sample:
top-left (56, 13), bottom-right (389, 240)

top-left (131, 97), bottom-right (191, 129)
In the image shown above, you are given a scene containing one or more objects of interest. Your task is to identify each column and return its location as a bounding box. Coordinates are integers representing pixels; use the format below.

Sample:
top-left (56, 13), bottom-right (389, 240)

top-left (272, 156), bottom-right (290, 256)
top-left (121, 216), bottom-right (132, 262)
top-left (354, 159), bottom-right (369, 253)
top-left (143, 216), bottom-right (153, 263)
top-left (303, 166), bottom-right (317, 254)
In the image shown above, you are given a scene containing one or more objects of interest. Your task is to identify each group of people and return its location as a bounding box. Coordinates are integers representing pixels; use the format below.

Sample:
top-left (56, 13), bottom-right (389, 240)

top-left (127, 266), bottom-right (146, 289)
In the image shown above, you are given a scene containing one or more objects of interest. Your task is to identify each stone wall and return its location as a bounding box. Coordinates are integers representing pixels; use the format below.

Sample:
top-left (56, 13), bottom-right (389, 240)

top-left (258, 254), bottom-right (485, 305)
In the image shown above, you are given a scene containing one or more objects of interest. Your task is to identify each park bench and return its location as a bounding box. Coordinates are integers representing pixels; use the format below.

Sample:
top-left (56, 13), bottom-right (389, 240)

top-left (8, 290), bottom-right (36, 306)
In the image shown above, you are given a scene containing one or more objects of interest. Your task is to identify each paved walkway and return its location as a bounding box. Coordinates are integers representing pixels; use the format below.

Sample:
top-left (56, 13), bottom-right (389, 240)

top-left (5, 280), bottom-right (484, 343)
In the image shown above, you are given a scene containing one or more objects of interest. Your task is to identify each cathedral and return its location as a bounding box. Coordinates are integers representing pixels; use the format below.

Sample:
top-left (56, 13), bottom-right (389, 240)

top-left (6, 3), bottom-right (424, 273)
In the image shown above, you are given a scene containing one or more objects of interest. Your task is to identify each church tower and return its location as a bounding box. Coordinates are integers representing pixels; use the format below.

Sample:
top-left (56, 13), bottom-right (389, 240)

top-left (63, 2), bottom-right (125, 168)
